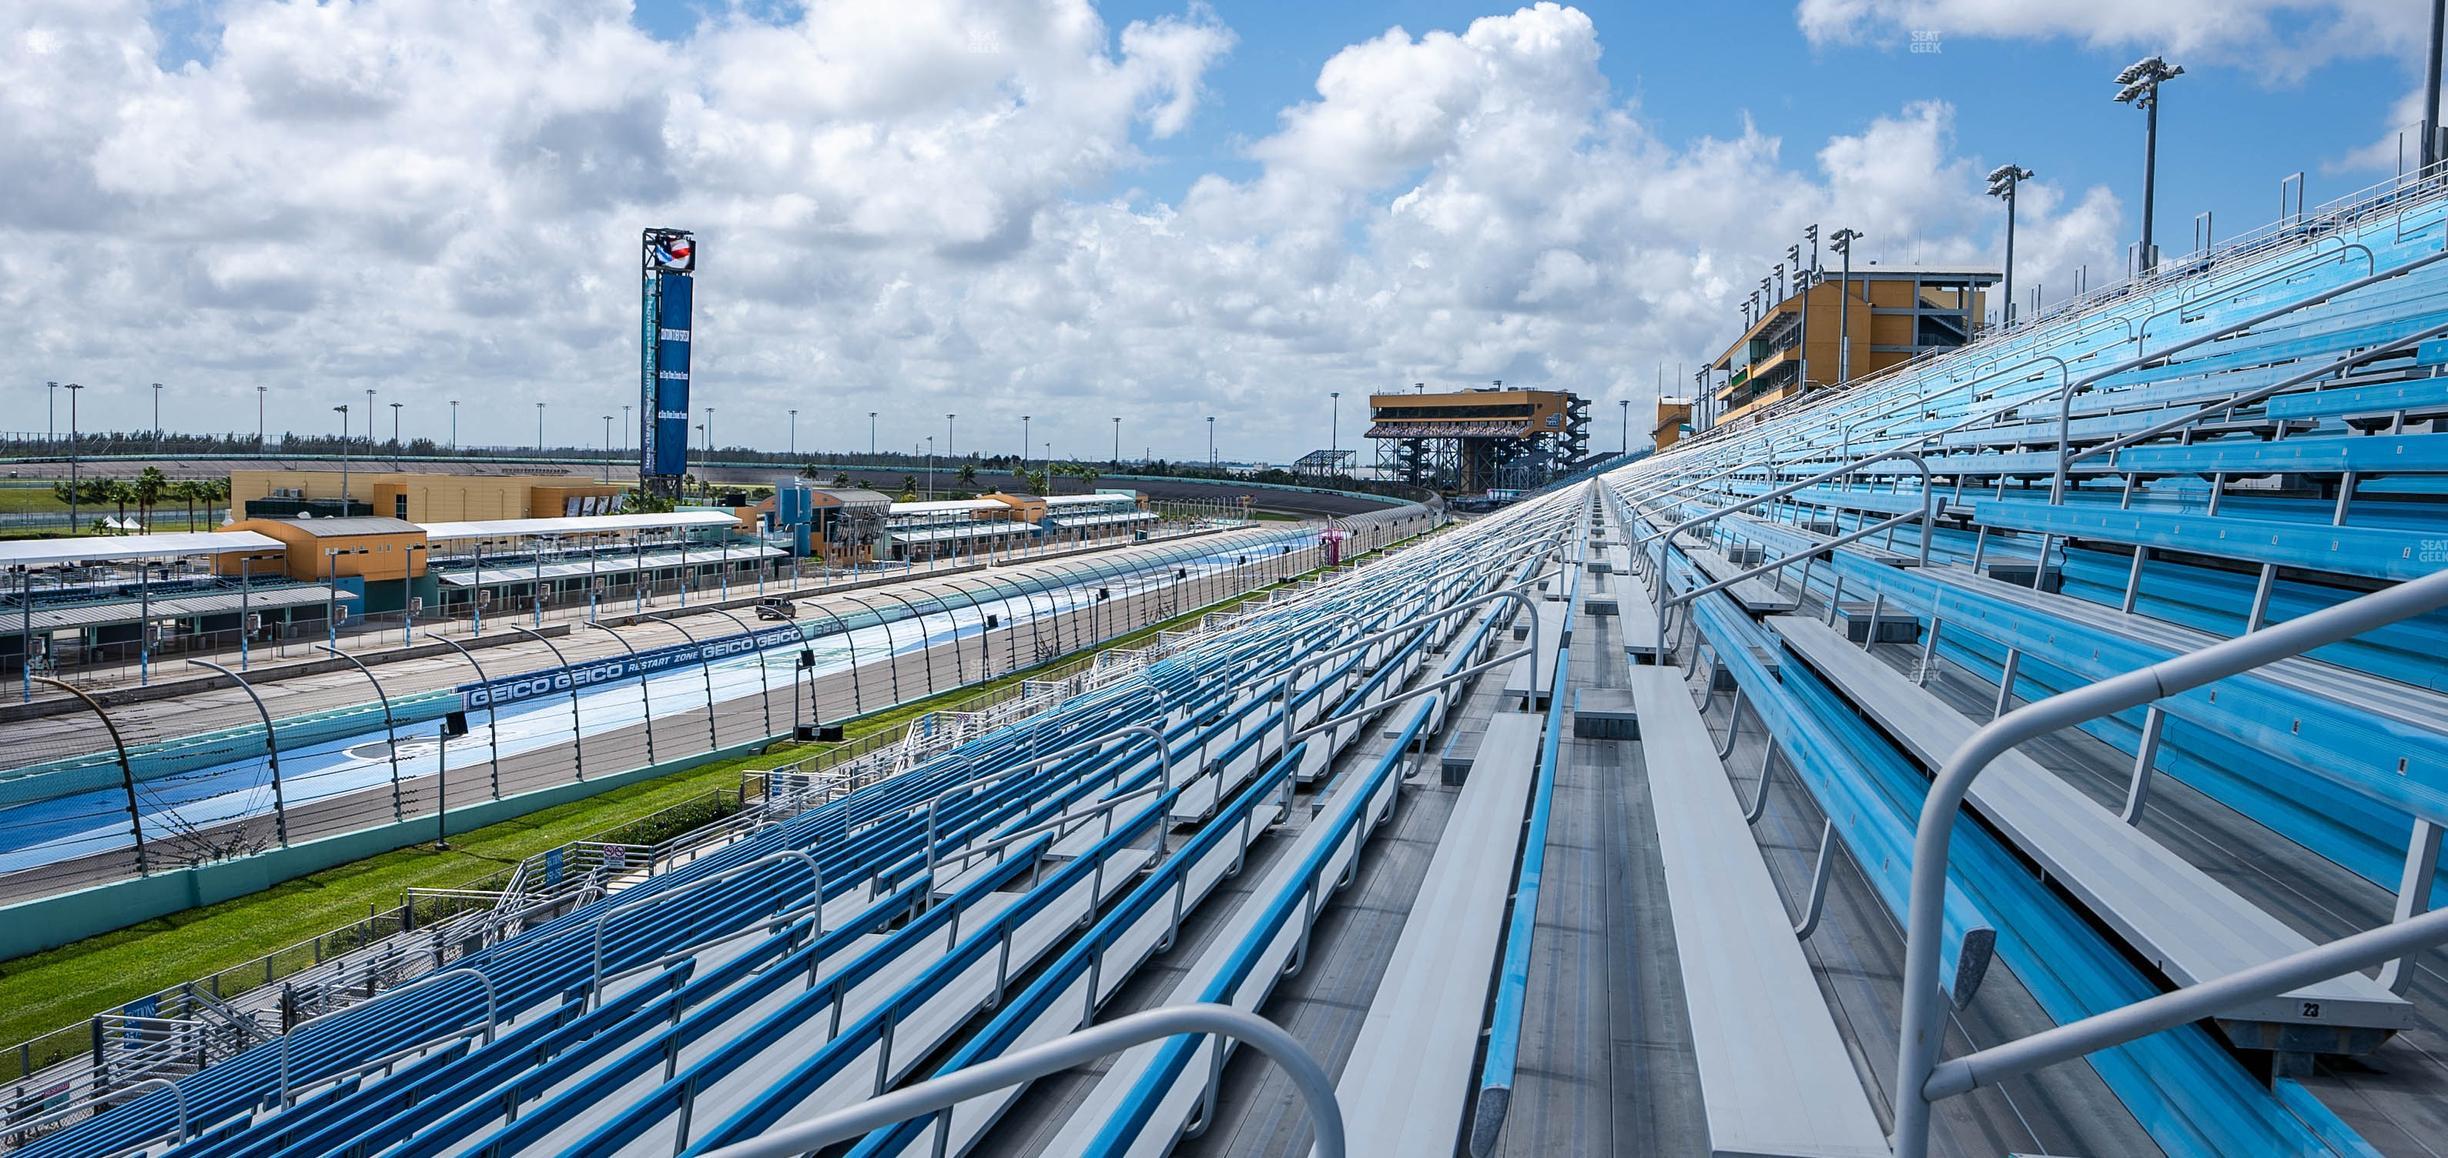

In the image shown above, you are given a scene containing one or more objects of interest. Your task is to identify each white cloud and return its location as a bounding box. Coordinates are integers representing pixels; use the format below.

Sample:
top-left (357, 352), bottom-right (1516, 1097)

top-left (1795, 0), bottom-right (2421, 81)
top-left (6, 1), bottom-right (2120, 464)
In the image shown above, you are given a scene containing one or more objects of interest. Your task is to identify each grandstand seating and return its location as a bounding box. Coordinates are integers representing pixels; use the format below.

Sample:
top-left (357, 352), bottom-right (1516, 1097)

top-left (25, 176), bottom-right (2448, 1158)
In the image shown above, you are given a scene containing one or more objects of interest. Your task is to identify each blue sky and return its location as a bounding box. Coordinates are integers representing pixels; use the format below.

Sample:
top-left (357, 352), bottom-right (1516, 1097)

top-left (19, 0), bottom-right (2441, 459)
top-left (605, 0), bottom-right (2425, 259)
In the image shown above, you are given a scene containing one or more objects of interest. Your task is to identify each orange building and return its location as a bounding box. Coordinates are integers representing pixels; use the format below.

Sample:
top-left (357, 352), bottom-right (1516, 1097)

top-left (1366, 387), bottom-right (1591, 492)
top-left (1653, 397), bottom-right (1695, 451)
top-left (230, 470), bottom-right (627, 523)
top-left (1706, 265), bottom-right (1996, 429)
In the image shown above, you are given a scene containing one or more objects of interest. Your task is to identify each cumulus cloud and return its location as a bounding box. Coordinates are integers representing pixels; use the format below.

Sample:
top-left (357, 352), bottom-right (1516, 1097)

top-left (1795, 0), bottom-right (2420, 80)
top-left (7, 1), bottom-right (2118, 463)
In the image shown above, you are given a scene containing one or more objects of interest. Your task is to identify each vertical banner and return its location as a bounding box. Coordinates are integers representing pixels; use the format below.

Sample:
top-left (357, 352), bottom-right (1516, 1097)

top-left (653, 273), bottom-right (693, 478)
top-left (640, 227), bottom-right (696, 486)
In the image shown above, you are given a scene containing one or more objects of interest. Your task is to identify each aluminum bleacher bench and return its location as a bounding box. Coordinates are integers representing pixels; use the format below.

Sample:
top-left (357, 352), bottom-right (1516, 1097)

top-left (1766, 614), bottom-right (2415, 1052)
top-left (1503, 600), bottom-right (1565, 709)
top-left (1971, 499), bottom-right (2439, 583)
top-left (1617, 565), bottom-right (1664, 663)
top-left (2108, 431), bottom-right (2448, 475)
top-left (1324, 711), bottom-right (1542, 1158)
top-left (2262, 377), bottom-right (2448, 426)
top-left (1624, 665), bottom-right (1890, 1158)
top-left (1681, 543), bottom-right (1802, 615)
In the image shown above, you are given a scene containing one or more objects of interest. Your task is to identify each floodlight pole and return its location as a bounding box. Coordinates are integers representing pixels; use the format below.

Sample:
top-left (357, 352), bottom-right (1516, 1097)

top-left (1831, 229), bottom-right (1861, 386)
top-left (1988, 165), bottom-right (2033, 329)
top-left (2114, 56), bottom-right (2183, 276)
top-left (66, 383), bottom-right (81, 531)
top-left (2140, 94), bottom-right (2161, 272)
top-left (2428, 0), bottom-right (2447, 174)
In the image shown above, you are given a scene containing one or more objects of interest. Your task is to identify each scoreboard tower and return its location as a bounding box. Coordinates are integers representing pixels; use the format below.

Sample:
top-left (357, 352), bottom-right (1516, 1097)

top-left (640, 228), bottom-right (696, 497)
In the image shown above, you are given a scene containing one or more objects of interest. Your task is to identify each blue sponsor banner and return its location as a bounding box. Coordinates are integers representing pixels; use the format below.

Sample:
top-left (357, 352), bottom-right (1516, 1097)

top-left (457, 623), bottom-right (798, 712)
top-left (651, 274), bottom-right (693, 478)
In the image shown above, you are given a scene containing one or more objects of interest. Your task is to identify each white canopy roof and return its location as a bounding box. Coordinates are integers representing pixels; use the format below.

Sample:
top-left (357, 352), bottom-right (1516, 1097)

top-left (0, 531), bottom-right (284, 568)
top-left (419, 509), bottom-right (742, 541)
top-left (888, 499), bottom-right (1003, 516)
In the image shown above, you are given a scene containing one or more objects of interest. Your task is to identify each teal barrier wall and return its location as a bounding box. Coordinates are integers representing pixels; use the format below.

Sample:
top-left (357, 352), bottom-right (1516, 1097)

top-left (0, 735), bottom-right (777, 961)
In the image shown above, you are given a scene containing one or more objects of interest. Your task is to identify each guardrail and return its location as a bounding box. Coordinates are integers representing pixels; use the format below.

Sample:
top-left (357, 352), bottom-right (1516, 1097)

top-left (693, 1004), bottom-right (1343, 1158)
top-left (1890, 566), bottom-right (2448, 1158)
top-left (0, 512), bottom-right (1430, 1108)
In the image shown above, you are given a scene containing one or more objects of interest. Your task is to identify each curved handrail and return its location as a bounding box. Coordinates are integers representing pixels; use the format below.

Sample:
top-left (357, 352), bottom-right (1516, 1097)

top-left (278, 967), bottom-right (495, 1106)
top-left (691, 1003), bottom-right (1341, 1158)
top-left (3, 1077), bottom-right (185, 1144)
top-left (588, 848), bottom-right (823, 1007)
top-left (1890, 566), bottom-right (2448, 1158)
top-left (921, 725), bottom-right (1172, 905)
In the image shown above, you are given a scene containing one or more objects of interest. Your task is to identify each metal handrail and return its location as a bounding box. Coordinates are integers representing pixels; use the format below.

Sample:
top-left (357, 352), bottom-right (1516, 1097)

top-left (2077, 315), bottom-right (2448, 474)
top-left (278, 967), bottom-right (495, 1106)
top-left (691, 1003), bottom-right (1341, 1158)
top-left (2, 1077), bottom-right (185, 1144)
top-left (1684, 178), bottom-right (2448, 457)
top-left (1680, 169), bottom-right (2448, 452)
top-left (1640, 449), bottom-right (1933, 658)
top-left (1890, 566), bottom-right (2448, 1158)
top-left (587, 849), bottom-right (823, 1008)
top-left (1272, 584), bottom-right (1546, 762)
top-left (921, 725), bottom-right (1172, 907)
top-left (1625, 245), bottom-right (2448, 600)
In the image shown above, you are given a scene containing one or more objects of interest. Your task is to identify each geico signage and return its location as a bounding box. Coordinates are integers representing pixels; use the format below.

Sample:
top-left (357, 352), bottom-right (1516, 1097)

top-left (460, 625), bottom-right (802, 710)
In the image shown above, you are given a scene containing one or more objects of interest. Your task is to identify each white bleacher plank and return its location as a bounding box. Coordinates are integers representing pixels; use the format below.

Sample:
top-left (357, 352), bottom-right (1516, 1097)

top-left (1041, 753), bottom-right (1402, 1158)
top-left (1626, 666), bottom-right (1891, 1158)
top-left (873, 795), bottom-right (1289, 1158)
top-left (1681, 543), bottom-right (1803, 615)
top-left (1502, 600), bottom-right (1566, 708)
top-left (1324, 712), bottom-right (1541, 1158)
top-left (1765, 615), bottom-right (2414, 1035)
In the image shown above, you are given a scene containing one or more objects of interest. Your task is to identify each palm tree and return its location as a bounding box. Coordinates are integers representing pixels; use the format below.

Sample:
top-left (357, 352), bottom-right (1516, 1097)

top-left (133, 467), bottom-right (169, 533)
top-left (956, 463), bottom-right (978, 489)
top-left (167, 480), bottom-right (198, 530)
top-left (104, 479), bottom-right (138, 532)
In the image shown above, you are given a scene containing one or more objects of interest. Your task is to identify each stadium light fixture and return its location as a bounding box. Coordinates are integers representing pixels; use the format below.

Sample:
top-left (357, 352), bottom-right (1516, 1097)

top-left (2112, 55), bottom-right (2183, 276)
top-left (1986, 164), bottom-right (2035, 328)
top-left (334, 404), bottom-right (351, 506)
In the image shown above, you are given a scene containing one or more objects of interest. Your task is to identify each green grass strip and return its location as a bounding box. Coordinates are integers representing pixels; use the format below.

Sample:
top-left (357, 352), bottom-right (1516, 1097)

top-left (0, 537), bottom-right (1417, 1057)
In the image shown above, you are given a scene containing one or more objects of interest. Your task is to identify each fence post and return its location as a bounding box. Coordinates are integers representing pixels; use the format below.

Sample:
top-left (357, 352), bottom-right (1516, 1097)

top-left (183, 665), bottom-right (288, 842)
top-left (585, 623), bottom-right (656, 767)
top-left (645, 614), bottom-right (719, 755)
top-left (510, 625), bottom-right (585, 781)
top-left (429, 634), bottom-right (503, 801)
top-left (33, 678), bottom-right (150, 873)
top-left (317, 646), bottom-right (406, 822)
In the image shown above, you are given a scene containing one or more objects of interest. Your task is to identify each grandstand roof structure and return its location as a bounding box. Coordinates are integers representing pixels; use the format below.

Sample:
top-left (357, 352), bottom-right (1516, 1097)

top-left (417, 509), bottom-right (744, 540)
top-left (0, 530), bottom-right (283, 568)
